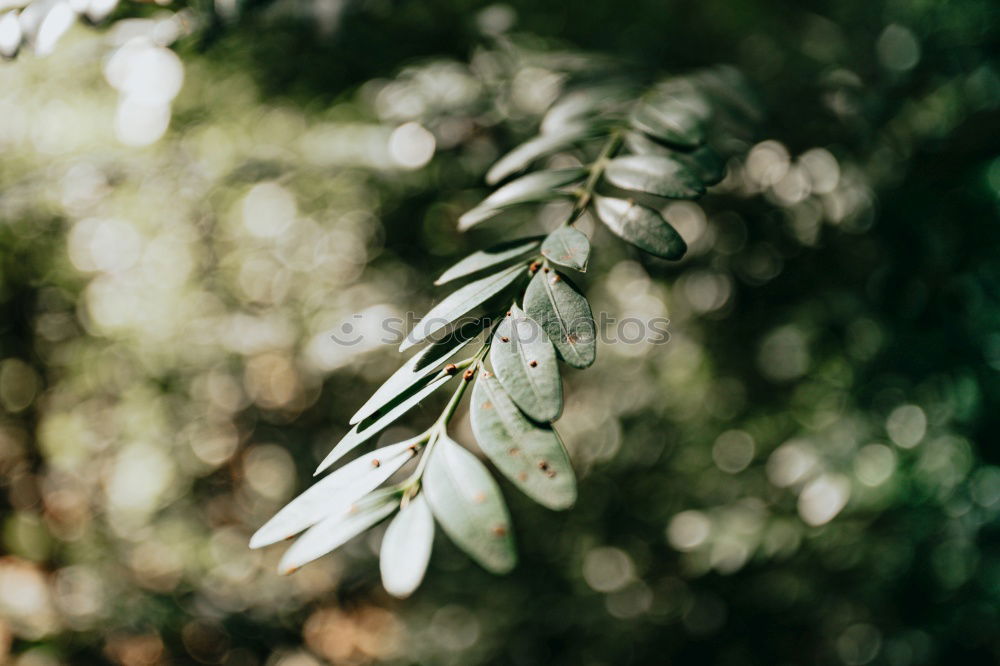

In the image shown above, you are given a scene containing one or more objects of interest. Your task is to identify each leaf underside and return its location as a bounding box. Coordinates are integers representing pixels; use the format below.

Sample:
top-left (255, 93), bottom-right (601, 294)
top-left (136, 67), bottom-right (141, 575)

top-left (316, 373), bottom-right (453, 474)
top-left (423, 436), bottom-right (516, 573)
top-left (489, 306), bottom-right (562, 422)
top-left (540, 226), bottom-right (590, 272)
top-left (592, 194), bottom-right (687, 260)
top-left (471, 374), bottom-right (576, 510)
top-left (380, 493), bottom-right (434, 598)
top-left (523, 269), bottom-right (596, 369)
top-left (435, 237), bottom-right (542, 286)
top-left (402, 264), bottom-right (527, 351)
top-left (458, 168), bottom-right (587, 231)
top-left (604, 154), bottom-right (705, 199)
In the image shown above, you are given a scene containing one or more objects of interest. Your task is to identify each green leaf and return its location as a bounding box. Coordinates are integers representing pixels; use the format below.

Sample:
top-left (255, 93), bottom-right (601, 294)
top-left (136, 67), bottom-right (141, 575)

top-left (486, 127), bottom-right (590, 185)
top-left (435, 237), bottom-right (542, 285)
top-left (423, 435), bottom-right (516, 573)
top-left (629, 97), bottom-right (706, 149)
top-left (251, 440), bottom-right (417, 549)
top-left (412, 318), bottom-right (488, 372)
top-left (471, 374), bottom-right (576, 509)
top-left (351, 340), bottom-right (470, 425)
top-left (604, 154), bottom-right (705, 199)
top-left (592, 194), bottom-right (687, 260)
top-left (489, 306), bottom-right (562, 422)
top-left (623, 131), bottom-right (726, 185)
top-left (540, 226), bottom-right (590, 272)
top-left (277, 489), bottom-right (399, 574)
top-left (523, 269), bottom-right (596, 369)
top-left (315, 373), bottom-right (452, 474)
top-left (458, 168), bottom-right (586, 231)
top-left (401, 264), bottom-right (527, 352)
top-left (380, 493), bottom-right (434, 599)
top-left (540, 85), bottom-right (630, 135)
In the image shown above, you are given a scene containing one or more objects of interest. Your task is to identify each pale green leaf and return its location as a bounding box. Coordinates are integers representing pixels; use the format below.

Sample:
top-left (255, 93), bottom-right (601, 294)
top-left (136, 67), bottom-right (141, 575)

top-left (412, 319), bottom-right (487, 371)
top-left (471, 374), bottom-right (576, 509)
top-left (623, 131), bottom-right (726, 185)
top-left (379, 494), bottom-right (434, 599)
top-left (592, 194), bottom-right (687, 260)
top-left (251, 440), bottom-right (417, 549)
top-left (604, 154), bottom-right (705, 199)
top-left (315, 373), bottom-right (452, 474)
top-left (540, 226), bottom-right (590, 272)
top-left (523, 268), bottom-right (596, 369)
top-left (423, 435), bottom-right (516, 573)
top-left (401, 264), bottom-right (527, 351)
top-left (434, 237), bottom-right (542, 285)
top-left (489, 306), bottom-right (561, 422)
top-left (351, 345), bottom-right (465, 426)
top-left (277, 489), bottom-right (399, 574)
top-left (540, 85), bottom-right (630, 135)
top-left (486, 127), bottom-right (590, 185)
top-left (458, 168), bottom-right (586, 231)
top-left (629, 97), bottom-right (706, 148)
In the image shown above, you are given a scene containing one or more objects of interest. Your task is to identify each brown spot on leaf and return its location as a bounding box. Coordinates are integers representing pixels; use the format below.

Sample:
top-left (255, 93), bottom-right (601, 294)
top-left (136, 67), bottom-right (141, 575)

top-left (500, 336), bottom-right (509, 343)
top-left (463, 368), bottom-right (475, 381)
top-left (529, 261), bottom-right (541, 273)
top-left (492, 525), bottom-right (507, 537)
top-left (473, 492), bottom-right (487, 504)
top-left (566, 334), bottom-right (579, 344)
top-left (481, 400), bottom-right (493, 410)
top-left (551, 274), bottom-right (561, 283)
top-left (371, 459), bottom-right (381, 468)
top-left (529, 360), bottom-right (538, 368)
top-left (444, 363), bottom-right (458, 375)
top-left (543, 267), bottom-right (550, 273)
top-left (517, 472), bottom-right (528, 482)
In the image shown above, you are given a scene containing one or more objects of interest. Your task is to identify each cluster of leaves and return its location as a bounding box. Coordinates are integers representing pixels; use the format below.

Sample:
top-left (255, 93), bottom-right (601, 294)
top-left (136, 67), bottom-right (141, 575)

top-left (251, 67), bottom-right (762, 598)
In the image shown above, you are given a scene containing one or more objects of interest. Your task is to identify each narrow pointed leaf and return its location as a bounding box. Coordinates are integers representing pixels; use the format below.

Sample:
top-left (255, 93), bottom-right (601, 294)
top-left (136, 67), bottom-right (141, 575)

top-left (278, 490), bottom-right (399, 574)
top-left (471, 374), bottom-right (576, 509)
top-left (486, 127), bottom-right (590, 185)
top-left (350, 357), bottom-right (445, 426)
top-left (251, 441), bottom-right (416, 549)
top-left (379, 494), bottom-right (434, 598)
top-left (412, 318), bottom-right (487, 371)
top-left (459, 168), bottom-right (586, 231)
top-left (316, 374), bottom-right (452, 474)
top-left (629, 98), bottom-right (706, 148)
top-left (401, 264), bottom-right (526, 351)
top-left (351, 330), bottom-right (476, 425)
top-left (435, 237), bottom-right (542, 285)
top-left (604, 154), bottom-right (705, 199)
top-left (540, 227), bottom-right (590, 272)
top-left (423, 436), bottom-right (516, 573)
top-left (624, 132), bottom-right (726, 185)
top-left (489, 306), bottom-right (562, 422)
top-left (523, 269), bottom-right (596, 369)
top-left (540, 85), bottom-right (630, 135)
top-left (592, 194), bottom-right (687, 260)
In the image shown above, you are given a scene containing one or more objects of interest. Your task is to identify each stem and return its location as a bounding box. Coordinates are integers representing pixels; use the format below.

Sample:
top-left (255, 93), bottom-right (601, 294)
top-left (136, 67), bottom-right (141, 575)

top-left (398, 127), bottom-right (621, 496)
top-left (567, 128), bottom-right (623, 225)
top-left (401, 342), bottom-right (490, 493)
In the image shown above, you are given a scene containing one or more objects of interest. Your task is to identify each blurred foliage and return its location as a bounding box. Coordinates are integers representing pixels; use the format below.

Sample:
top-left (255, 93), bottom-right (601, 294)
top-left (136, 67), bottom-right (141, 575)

top-left (1, 1), bottom-right (999, 665)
